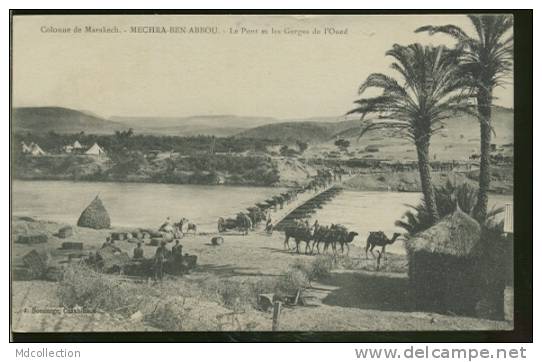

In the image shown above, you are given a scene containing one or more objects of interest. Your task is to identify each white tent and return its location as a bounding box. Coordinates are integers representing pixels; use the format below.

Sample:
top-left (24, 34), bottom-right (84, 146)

top-left (30, 143), bottom-right (46, 156)
top-left (73, 140), bottom-right (83, 149)
top-left (85, 143), bottom-right (105, 156)
top-left (21, 142), bottom-right (31, 154)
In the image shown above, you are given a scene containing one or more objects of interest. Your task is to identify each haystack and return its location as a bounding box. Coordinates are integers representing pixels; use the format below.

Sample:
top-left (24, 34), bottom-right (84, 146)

top-left (405, 207), bottom-right (481, 257)
top-left (405, 207), bottom-right (501, 318)
top-left (77, 195), bottom-right (111, 229)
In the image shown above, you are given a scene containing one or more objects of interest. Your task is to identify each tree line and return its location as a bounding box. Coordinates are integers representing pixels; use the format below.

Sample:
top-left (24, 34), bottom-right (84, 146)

top-left (13, 131), bottom-right (280, 156)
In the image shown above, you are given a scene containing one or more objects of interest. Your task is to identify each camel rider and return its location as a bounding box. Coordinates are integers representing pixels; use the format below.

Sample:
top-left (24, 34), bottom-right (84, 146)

top-left (313, 220), bottom-right (320, 232)
top-left (133, 242), bottom-right (144, 260)
top-left (154, 241), bottom-right (168, 281)
top-left (159, 217), bottom-right (173, 233)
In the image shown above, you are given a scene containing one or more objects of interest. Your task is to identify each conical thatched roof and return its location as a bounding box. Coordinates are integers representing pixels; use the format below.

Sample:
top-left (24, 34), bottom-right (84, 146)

top-left (77, 195), bottom-right (111, 229)
top-left (405, 207), bottom-right (481, 257)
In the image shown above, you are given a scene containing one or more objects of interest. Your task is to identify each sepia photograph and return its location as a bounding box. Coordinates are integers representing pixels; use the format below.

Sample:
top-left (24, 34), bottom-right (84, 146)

top-left (8, 11), bottom-right (529, 341)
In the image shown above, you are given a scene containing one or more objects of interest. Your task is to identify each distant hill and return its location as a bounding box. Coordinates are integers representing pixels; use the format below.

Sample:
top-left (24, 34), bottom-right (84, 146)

top-left (12, 107), bottom-right (125, 134)
top-left (111, 115), bottom-right (279, 137)
top-left (237, 119), bottom-right (360, 143)
top-left (281, 106), bottom-right (514, 144)
top-left (12, 106), bottom-right (513, 146)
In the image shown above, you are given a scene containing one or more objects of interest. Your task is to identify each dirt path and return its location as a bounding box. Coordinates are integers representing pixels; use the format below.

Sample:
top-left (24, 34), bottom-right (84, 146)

top-left (11, 217), bottom-right (513, 332)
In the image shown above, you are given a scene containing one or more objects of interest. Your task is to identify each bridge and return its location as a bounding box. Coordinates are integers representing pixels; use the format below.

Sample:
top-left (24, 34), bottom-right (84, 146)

top-left (265, 177), bottom-right (352, 231)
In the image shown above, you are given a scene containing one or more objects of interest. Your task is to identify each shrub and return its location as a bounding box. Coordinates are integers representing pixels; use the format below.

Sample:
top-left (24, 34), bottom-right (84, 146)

top-left (198, 277), bottom-right (260, 311)
top-left (275, 267), bottom-right (310, 297)
top-left (146, 296), bottom-right (190, 330)
top-left (395, 180), bottom-right (504, 237)
top-left (307, 256), bottom-right (334, 280)
top-left (334, 255), bottom-right (357, 270)
top-left (57, 263), bottom-right (137, 313)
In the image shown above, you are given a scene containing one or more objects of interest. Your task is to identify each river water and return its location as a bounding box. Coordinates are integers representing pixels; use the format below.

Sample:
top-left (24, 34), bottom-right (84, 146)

top-left (307, 190), bottom-right (513, 254)
top-left (12, 180), bottom-right (285, 232)
top-left (12, 180), bottom-right (512, 255)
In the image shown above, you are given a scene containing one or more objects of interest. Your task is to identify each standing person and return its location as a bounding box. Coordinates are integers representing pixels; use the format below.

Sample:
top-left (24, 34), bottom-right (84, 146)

top-left (172, 240), bottom-right (183, 259)
top-left (154, 241), bottom-right (168, 282)
top-left (265, 215), bottom-right (273, 234)
top-left (133, 242), bottom-right (144, 260)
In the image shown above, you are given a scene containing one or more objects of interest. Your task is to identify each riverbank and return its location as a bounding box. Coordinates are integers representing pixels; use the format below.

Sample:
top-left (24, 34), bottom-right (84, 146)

top-left (13, 152), bottom-right (513, 192)
top-left (12, 217), bottom-right (513, 332)
top-left (343, 167), bottom-right (513, 194)
top-left (13, 153), bottom-right (294, 187)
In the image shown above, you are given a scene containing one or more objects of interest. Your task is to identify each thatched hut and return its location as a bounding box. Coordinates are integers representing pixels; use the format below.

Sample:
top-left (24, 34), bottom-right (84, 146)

top-left (405, 207), bottom-right (506, 319)
top-left (77, 196), bottom-right (111, 229)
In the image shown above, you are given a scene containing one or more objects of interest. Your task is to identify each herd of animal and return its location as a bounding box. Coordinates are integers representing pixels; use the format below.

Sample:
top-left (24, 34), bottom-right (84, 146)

top-left (284, 221), bottom-right (358, 255)
top-left (282, 219), bottom-right (403, 259)
top-left (157, 167), bottom-right (401, 261)
top-left (215, 168), bottom-right (350, 236)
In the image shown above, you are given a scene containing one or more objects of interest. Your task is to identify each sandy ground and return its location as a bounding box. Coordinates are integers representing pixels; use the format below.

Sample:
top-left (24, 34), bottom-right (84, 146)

top-left (11, 217), bottom-right (513, 332)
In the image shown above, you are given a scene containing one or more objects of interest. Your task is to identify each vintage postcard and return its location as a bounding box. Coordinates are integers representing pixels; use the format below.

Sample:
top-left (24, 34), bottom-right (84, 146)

top-left (11, 13), bottom-right (517, 335)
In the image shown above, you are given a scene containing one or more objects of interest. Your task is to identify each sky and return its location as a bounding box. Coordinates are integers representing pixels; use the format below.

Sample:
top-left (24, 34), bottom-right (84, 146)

top-left (12, 14), bottom-right (513, 120)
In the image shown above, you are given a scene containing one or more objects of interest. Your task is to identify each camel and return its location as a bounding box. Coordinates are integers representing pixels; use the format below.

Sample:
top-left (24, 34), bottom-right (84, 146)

top-left (365, 231), bottom-right (401, 259)
top-left (311, 225), bottom-right (358, 255)
top-left (177, 218), bottom-right (197, 236)
top-left (335, 229), bottom-right (359, 255)
top-left (311, 225), bottom-right (329, 254)
top-left (283, 222), bottom-right (313, 254)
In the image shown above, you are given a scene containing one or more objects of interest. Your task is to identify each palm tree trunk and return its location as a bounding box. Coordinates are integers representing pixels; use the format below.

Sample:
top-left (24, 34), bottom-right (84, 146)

top-left (474, 88), bottom-right (493, 223)
top-left (415, 139), bottom-right (439, 223)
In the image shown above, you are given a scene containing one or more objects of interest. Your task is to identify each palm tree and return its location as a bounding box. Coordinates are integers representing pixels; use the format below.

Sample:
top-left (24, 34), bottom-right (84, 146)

top-left (347, 43), bottom-right (470, 223)
top-left (416, 15), bottom-right (513, 222)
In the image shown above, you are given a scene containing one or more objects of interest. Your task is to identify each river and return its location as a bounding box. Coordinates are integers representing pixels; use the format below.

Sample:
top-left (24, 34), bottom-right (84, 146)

top-left (306, 190), bottom-right (513, 254)
top-left (12, 180), bottom-right (285, 232)
top-left (12, 180), bottom-right (512, 255)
